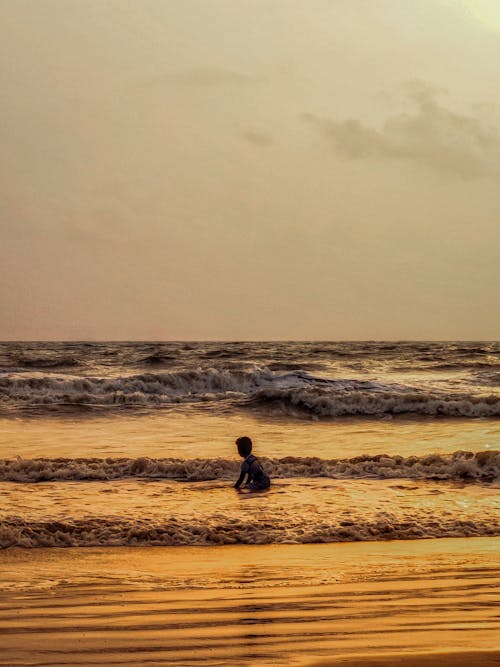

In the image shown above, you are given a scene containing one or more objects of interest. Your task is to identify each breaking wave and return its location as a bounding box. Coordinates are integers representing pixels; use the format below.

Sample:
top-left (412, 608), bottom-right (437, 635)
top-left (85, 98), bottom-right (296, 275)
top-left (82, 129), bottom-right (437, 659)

top-left (250, 386), bottom-right (500, 417)
top-left (0, 367), bottom-right (272, 412)
top-left (0, 367), bottom-right (499, 417)
top-left (1, 513), bottom-right (498, 548)
top-left (1, 450), bottom-right (498, 483)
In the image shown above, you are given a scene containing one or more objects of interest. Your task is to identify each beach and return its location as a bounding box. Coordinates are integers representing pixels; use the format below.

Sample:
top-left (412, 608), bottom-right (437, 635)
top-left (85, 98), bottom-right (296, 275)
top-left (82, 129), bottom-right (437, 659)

top-left (3, 0), bottom-right (500, 661)
top-left (1, 538), bottom-right (499, 666)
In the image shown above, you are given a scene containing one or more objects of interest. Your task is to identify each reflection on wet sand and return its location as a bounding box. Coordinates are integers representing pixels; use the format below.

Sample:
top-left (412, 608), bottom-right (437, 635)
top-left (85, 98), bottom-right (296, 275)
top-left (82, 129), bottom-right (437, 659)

top-left (0, 538), bottom-right (498, 666)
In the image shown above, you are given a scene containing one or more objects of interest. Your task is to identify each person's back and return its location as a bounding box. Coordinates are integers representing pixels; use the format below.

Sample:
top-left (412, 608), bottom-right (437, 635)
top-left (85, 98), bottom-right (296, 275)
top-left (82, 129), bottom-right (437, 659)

top-left (244, 453), bottom-right (270, 490)
top-left (234, 436), bottom-right (270, 491)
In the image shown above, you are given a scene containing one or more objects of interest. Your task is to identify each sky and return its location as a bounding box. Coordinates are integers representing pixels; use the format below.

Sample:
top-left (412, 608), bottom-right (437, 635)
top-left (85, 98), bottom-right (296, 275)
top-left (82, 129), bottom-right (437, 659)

top-left (1, 0), bottom-right (499, 340)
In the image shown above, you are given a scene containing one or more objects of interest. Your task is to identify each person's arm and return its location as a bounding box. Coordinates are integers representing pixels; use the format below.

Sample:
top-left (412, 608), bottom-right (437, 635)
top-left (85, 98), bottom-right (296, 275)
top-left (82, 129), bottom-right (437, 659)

top-left (234, 461), bottom-right (249, 489)
top-left (244, 461), bottom-right (255, 487)
top-left (234, 470), bottom-right (246, 489)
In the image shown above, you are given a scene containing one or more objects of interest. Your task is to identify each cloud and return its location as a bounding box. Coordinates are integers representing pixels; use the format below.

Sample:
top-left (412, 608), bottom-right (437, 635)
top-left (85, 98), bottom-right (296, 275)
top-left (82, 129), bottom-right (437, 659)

top-left (303, 81), bottom-right (499, 179)
top-left (241, 129), bottom-right (274, 147)
top-left (156, 67), bottom-right (264, 87)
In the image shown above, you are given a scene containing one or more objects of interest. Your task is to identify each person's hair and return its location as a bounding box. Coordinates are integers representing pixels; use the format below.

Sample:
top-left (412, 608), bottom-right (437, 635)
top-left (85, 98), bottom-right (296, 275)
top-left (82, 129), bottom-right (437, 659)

top-left (236, 436), bottom-right (252, 457)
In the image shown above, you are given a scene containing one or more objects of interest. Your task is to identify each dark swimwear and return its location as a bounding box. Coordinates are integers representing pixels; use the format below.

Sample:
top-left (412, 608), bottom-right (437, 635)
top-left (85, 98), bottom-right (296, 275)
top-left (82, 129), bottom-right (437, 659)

top-left (234, 454), bottom-right (270, 490)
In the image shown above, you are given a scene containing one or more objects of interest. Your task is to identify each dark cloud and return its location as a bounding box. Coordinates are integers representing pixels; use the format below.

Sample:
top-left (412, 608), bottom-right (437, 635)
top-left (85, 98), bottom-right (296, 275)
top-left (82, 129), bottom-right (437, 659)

top-left (241, 129), bottom-right (274, 147)
top-left (303, 82), bottom-right (499, 179)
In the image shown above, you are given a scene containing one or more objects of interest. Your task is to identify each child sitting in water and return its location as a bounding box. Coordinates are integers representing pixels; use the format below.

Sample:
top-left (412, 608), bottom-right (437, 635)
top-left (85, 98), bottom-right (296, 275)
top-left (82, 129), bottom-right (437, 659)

top-left (234, 436), bottom-right (271, 492)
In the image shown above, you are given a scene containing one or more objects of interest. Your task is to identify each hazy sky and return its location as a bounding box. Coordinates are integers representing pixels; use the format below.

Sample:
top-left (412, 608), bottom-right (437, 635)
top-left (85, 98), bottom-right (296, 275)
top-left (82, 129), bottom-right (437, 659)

top-left (1, 0), bottom-right (499, 340)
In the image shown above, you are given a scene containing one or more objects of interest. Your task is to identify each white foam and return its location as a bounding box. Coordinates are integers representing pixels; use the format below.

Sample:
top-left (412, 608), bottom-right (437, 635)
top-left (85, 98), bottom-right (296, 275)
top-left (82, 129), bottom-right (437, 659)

top-left (1, 450), bottom-right (498, 482)
top-left (1, 513), bottom-right (498, 548)
top-left (1, 367), bottom-right (498, 417)
top-left (251, 385), bottom-right (500, 417)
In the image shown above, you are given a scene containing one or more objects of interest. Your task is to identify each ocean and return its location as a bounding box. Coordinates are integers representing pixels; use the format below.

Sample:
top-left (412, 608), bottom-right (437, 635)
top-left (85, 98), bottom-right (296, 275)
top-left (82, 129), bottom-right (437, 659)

top-left (0, 341), bottom-right (499, 549)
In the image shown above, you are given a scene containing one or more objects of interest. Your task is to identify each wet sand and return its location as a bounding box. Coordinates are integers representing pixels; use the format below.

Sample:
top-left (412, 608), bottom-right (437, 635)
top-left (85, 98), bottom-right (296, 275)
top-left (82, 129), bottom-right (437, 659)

top-left (308, 651), bottom-right (500, 666)
top-left (0, 537), bottom-right (498, 666)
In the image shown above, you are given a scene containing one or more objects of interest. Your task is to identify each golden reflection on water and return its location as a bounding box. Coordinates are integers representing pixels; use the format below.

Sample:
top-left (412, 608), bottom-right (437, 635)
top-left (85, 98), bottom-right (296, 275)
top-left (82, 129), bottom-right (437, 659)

top-left (1, 413), bottom-right (498, 459)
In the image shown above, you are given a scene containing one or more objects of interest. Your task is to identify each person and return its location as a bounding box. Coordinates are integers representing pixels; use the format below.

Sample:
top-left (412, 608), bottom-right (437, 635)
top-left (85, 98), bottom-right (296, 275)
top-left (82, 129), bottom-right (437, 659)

top-left (233, 436), bottom-right (271, 491)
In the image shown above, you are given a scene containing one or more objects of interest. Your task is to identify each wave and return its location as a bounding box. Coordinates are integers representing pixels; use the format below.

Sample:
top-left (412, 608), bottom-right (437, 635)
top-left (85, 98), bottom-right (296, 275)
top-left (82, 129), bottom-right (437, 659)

top-left (8, 355), bottom-right (81, 369)
top-left (1, 367), bottom-right (499, 417)
top-left (1, 451), bottom-right (498, 483)
top-left (406, 360), bottom-right (500, 372)
top-left (1, 513), bottom-right (498, 548)
top-left (250, 385), bottom-right (500, 417)
top-left (140, 352), bottom-right (177, 364)
top-left (472, 371), bottom-right (500, 387)
top-left (203, 348), bottom-right (248, 359)
top-left (0, 367), bottom-right (273, 407)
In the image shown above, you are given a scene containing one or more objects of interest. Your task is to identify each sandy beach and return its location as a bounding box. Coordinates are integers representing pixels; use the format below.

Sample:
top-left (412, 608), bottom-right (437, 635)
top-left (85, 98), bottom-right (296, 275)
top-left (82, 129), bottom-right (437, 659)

top-left (1, 537), bottom-right (498, 666)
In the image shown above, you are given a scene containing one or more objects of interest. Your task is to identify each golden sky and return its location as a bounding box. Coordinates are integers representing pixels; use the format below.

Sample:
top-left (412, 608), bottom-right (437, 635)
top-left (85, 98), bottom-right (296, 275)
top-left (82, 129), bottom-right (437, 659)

top-left (1, 0), bottom-right (499, 339)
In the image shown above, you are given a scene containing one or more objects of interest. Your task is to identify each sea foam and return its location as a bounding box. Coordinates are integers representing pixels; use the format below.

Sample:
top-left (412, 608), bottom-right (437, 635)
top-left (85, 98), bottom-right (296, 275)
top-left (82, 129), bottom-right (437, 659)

top-left (1, 450), bottom-right (497, 483)
top-left (1, 367), bottom-right (499, 417)
top-left (1, 513), bottom-right (498, 549)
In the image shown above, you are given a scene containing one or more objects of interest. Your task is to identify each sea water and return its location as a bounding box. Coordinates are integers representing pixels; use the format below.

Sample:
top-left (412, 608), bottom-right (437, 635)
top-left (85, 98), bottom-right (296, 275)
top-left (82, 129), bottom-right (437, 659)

top-left (0, 341), bottom-right (498, 548)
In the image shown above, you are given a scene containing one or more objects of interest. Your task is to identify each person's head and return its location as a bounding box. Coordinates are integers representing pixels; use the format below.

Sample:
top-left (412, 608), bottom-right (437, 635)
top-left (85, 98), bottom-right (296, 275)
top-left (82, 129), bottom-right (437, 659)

top-left (236, 436), bottom-right (252, 458)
